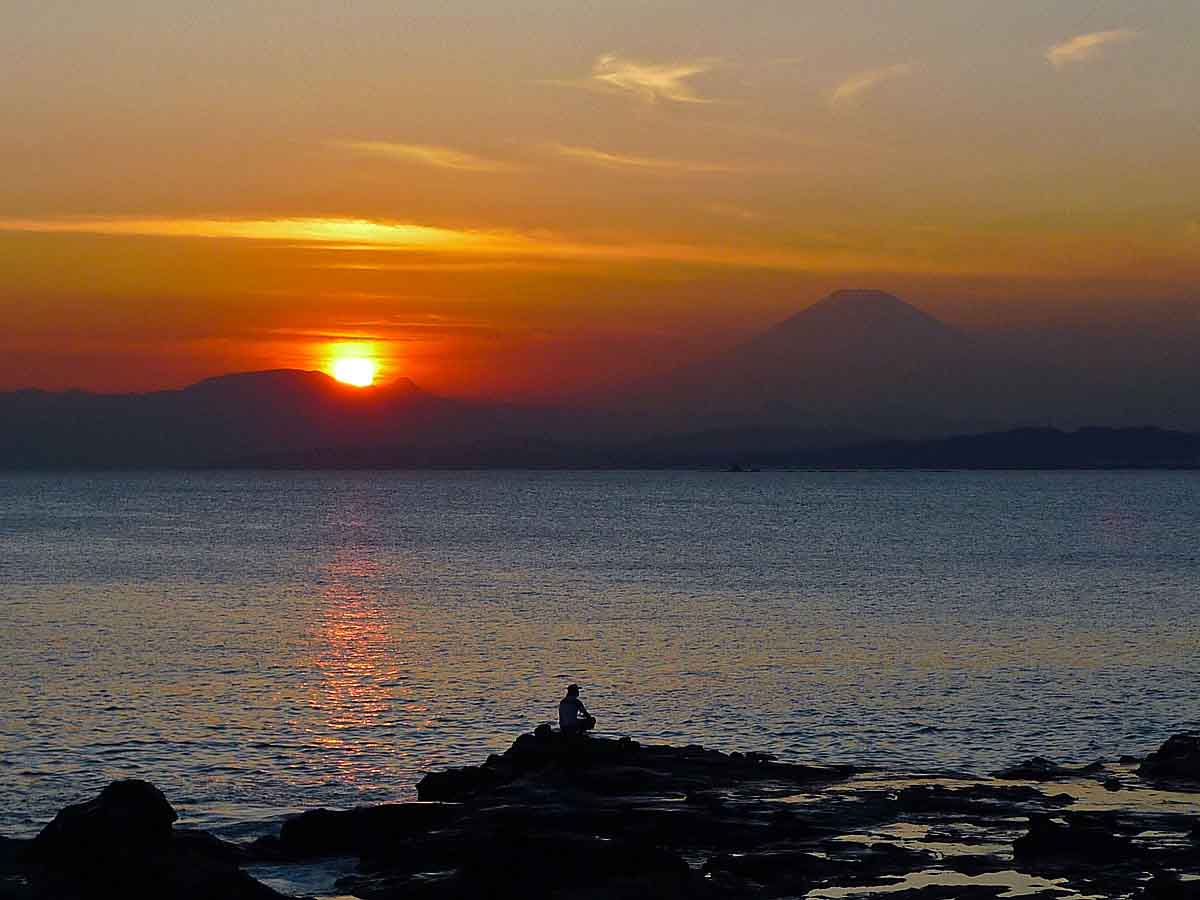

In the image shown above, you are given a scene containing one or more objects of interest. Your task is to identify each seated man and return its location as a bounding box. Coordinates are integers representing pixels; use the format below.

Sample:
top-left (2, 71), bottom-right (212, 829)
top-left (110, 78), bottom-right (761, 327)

top-left (558, 683), bottom-right (596, 735)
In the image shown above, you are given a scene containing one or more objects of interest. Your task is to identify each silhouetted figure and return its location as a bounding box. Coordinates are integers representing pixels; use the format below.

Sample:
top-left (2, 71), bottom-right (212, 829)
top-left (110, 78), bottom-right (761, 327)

top-left (559, 684), bottom-right (596, 735)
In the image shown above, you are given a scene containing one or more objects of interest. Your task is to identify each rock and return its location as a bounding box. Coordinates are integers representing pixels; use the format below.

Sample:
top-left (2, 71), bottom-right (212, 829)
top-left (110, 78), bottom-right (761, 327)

top-left (897, 783), bottom-right (1070, 813)
top-left (1120, 755), bottom-right (1140, 765)
top-left (1104, 777), bottom-right (1123, 792)
top-left (341, 831), bottom-right (692, 899)
top-left (416, 765), bottom-right (507, 802)
top-left (276, 803), bottom-right (458, 857)
top-left (417, 730), bottom-right (853, 803)
top-left (701, 848), bottom-right (837, 891)
top-left (1140, 872), bottom-right (1200, 899)
top-left (1138, 733), bottom-right (1200, 782)
top-left (30, 779), bottom-right (177, 863)
top-left (464, 832), bottom-right (691, 897)
top-left (702, 842), bottom-right (938, 896)
top-left (1013, 812), bottom-right (1135, 863)
top-left (996, 757), bottom-right (1104, 781)
top-left (18, 781), bottom-right (286, 899)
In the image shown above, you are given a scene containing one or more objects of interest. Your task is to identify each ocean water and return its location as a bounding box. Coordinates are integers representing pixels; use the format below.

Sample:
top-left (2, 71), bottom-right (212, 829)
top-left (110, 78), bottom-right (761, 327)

top-left (1, 471), bottom-right (1198, 838)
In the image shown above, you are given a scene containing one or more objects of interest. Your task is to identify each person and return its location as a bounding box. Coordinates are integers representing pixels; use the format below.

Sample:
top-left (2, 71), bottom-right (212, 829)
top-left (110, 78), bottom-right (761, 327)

top-left (558, 683), bottom-right (596, 735)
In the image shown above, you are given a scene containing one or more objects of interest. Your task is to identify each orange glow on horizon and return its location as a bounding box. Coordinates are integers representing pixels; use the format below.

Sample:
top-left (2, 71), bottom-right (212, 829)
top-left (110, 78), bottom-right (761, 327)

top-left (323, 341), bottom-right (383, 387)
top-left (331, 356), bottom-right (377, 387)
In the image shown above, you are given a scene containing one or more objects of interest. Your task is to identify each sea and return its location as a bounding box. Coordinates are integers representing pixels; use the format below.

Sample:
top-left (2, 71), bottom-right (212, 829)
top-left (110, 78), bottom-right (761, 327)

top-left (1, 471), bottom-right (1198, 839)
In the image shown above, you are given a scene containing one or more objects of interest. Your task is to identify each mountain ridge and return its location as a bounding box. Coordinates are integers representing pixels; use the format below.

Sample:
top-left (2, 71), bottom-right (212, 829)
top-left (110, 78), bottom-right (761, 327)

top-left (3, 288), bottom-right (1200, 466)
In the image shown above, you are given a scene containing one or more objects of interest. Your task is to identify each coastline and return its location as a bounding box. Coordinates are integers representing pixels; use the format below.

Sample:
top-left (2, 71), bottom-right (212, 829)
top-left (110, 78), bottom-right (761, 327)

top-left (4, 731), bottom-right (1199, 899)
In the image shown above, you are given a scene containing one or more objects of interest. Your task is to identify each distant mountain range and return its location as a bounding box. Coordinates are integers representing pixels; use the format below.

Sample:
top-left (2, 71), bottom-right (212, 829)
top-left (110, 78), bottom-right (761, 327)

top-left (0, 370), bottom-right (509, 467)
top-left (622, 288), bottom-right (1200, 434)
top-left (763, 426), bottom-right (1200, 470)
top-left (623, 289), bottom-right (991, 433)
top-left (3, 289), bottom-right (1199, 468)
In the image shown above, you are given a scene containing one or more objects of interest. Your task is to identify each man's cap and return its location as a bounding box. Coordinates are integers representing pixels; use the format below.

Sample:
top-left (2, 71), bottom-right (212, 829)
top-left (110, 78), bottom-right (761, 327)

top-left (567, 683), bottom-right (580, 694)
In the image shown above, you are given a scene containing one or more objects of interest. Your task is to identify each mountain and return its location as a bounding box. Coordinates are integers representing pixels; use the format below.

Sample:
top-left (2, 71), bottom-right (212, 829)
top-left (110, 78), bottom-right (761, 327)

top-left (221, 425), bottom-right (874, 469)
top-left (625, 289), bottom-right (1001, 434)
top-left (0, 370), bottom-right (528, 467)
top-left (772, 426), bottom-right (1200, 469)
top-left (5, 289), bottom-right (1199, 467)
top-left (623, 288), bottom-right (1200, 434)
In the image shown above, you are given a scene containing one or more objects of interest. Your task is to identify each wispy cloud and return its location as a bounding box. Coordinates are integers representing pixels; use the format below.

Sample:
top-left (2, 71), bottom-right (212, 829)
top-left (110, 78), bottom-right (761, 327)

top-left (829, 63), bottom-right (914, 109)
top-left (0, 217), bottom-right (526, 251)
top-left (266, 321), bottom-right (494, 342)
top-left (1046, 29), bottom-right (1140, 68)
top-left (334, 141), bottom-right (516, 172)
top-left (546, 143), bottom-right (738, 174)
top-left (588, 54), bottom-right (718, 103)
top-left (0, 214), bottom-right (1004, 275)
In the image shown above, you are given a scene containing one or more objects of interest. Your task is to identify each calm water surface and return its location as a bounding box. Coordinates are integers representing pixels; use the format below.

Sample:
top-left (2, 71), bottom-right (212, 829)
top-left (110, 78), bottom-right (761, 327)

top-left (1, 471), bottom-right (1198, 837)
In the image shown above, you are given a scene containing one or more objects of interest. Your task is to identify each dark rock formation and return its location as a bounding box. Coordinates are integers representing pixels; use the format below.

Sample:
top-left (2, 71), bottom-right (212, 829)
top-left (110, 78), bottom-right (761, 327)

top-left (30, 779), bottom-right (176, 862)
top-left (995, 756), bottom-right (1104, 781)
top-left (5, 780), bottom-right (285, 900)
top-left (1013, 812), bottom-right (1136, 862)
top-left (897, 782), bottom-right (1072, 813)
top-left (1141, 871), bottom-right (1200, 899)
top-left (1139, 732), bottom-right (1200, 782)
top-left (342, 832), bottom-right (691, 900)
top-left (701, 842), bottom-right (937, 897)
top-left (274, 803), bottom-right (458, 858)
top-left (415, 729), bottom-right (852, 802)
top-left (9, 733), bottom-right (1200, 900)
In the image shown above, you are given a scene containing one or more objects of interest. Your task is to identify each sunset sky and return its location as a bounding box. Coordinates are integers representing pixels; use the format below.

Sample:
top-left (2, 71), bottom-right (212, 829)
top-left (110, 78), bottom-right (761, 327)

top-left (2, 1), bottom-right (1198, 398)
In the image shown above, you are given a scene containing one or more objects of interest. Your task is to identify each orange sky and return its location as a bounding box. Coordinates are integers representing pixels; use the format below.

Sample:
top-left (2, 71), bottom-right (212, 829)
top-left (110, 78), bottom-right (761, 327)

top-left (2, 2), bottom-right (1198, 398)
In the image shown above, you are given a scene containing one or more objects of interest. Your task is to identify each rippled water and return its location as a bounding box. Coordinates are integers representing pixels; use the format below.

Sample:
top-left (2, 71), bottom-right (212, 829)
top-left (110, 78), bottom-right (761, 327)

top-left (1, 471), bottom-right (1198, 837)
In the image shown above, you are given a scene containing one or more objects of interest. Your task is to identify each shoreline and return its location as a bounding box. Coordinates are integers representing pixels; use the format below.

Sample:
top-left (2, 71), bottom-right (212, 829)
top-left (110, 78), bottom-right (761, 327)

top-left (4, 731), bottom-right (1199, 899)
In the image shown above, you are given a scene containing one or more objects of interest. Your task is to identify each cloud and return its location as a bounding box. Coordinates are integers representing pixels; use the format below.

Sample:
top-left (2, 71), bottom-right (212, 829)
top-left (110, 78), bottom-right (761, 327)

top-left (334, 141), bottom-right (516, 172)
top-left (0, 217), bottom-right (526, 251)
top-left (0, 214), bottom-right (1002, 275)
top-left (1046, 29), bottom-right (1141, 68)
top-left (588, 54), bottom-right (718, 103)
top-left (829, 63), bottom-right (914, 109)
top-left (545, 143), bottom-right (738, 174)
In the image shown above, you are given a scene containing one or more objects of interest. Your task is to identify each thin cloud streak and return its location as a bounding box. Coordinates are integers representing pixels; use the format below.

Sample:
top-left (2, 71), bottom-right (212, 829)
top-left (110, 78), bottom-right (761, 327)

top-left (829, 63), bottom-right (914, 109)
top-left (1046, 29), bottom-right (1141, 68)
top-left (334, 141), bottom-right (517, 172)
top-left (0, 214), bottom-right (1045, 276)
top-left (0, 217), bottom-right (526, 251)
top-left (589, 54), bottom-right (718, 103)
top-left (546, 143), bottom-right (740, 173)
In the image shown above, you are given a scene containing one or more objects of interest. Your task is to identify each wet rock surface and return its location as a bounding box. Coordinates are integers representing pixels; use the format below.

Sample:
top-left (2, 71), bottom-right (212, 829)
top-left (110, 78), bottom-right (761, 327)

top-left (995, 756), bottom-right (1105, 781)
top-left (5, 731), bottom-right (1200, 899)
top-left (1139, 732), bottom-right (1200, 783)
top-left (415, 730), bottom-right (853, 802)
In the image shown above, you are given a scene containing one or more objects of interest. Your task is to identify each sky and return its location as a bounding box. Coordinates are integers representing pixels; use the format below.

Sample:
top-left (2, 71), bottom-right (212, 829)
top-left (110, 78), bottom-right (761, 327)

top-left (1, 0), bottom-right (1198, 398)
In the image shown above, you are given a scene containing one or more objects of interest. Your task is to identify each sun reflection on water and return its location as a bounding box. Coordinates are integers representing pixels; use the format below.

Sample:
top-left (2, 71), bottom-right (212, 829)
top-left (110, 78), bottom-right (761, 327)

top-left (306, 548), bottom-right (420, 786)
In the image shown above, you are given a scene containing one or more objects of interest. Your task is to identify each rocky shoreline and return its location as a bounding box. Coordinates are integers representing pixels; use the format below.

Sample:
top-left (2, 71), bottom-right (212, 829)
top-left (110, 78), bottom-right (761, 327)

top-left (3, 731), bottom-right (1199, 899)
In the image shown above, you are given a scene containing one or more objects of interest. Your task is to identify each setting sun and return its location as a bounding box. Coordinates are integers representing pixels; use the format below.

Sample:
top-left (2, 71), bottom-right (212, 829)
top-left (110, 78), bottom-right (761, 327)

top-left (331, 357), bottom-right (377, 387)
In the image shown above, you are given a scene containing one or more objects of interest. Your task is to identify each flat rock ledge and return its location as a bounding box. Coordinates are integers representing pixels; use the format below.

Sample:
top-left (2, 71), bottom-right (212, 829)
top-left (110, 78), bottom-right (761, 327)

top-left (2, 731), bottom-right (1199, 899)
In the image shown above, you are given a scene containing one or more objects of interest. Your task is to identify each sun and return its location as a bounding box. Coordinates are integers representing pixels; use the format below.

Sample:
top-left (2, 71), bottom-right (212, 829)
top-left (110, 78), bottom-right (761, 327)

top-left (331, 357), bottom-right (377, 387)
